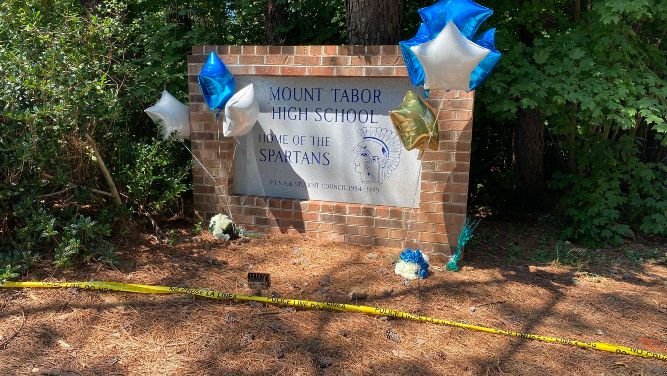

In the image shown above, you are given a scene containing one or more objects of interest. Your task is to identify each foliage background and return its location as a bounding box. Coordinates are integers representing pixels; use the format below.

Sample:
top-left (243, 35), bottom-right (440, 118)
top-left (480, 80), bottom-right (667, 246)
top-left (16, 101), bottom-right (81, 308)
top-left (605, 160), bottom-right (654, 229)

top-left (471, 0), bottom-right (667, 245)
top-left (1, 0), bottom-right (665, 279)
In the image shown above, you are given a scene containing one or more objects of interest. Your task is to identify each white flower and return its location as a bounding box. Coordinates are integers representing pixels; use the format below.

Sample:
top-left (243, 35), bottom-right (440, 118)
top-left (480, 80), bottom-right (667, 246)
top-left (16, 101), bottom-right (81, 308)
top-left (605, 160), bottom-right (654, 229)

top-left (209, 213), bottom-right (233, 240)
top-left (394, 260), bottom-right (420, 280)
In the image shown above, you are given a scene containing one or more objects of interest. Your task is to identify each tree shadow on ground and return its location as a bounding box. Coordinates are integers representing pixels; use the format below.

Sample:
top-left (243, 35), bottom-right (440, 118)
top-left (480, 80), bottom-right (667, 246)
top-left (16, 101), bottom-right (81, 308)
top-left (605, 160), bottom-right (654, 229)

top-left (1, 230), bottom-right (665, 375)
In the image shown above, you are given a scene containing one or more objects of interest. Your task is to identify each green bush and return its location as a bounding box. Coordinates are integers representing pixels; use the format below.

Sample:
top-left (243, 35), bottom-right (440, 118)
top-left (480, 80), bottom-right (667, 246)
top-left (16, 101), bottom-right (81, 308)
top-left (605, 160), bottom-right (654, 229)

top-left (475, 0), bottom-right (667, 245)
top-left (552, 137), bottom-right (667, 246)
top-left (0, 0), bottom-right (191, 278)
top-left (0, 198), bottom-right (118, 279)
top-left (119, 137), bottom-right (191, 214)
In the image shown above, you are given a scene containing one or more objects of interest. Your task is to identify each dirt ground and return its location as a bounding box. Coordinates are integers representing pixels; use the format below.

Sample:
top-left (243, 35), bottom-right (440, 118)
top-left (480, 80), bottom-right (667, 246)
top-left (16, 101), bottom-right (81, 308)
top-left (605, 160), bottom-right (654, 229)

top-left (1, 219), bottom-right (666, 375)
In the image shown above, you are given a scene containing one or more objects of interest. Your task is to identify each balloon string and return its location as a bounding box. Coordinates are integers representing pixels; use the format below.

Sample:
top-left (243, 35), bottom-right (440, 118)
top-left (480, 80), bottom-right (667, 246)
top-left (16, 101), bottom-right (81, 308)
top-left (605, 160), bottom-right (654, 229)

top-left (401, 162), bottom-right (423, 250)
top-left (401, 93), bottom-right (445, 254)
top-left (182, 141), bottom-right (215, 181)
top-left (220, 138), bottom-right (239, 224)
top-left (181, 140), bottom-right (236, 224)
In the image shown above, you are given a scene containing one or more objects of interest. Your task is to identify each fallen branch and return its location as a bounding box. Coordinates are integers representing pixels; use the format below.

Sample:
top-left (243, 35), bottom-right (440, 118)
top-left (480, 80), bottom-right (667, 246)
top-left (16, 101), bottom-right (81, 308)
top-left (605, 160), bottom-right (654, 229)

top-left (469, 300), bottom-right (507, 313)
top-left (85, 134), bottom-right (122, 205)
top-left (476, 300), bottom-right (507, 308)
top-left (138, 203), bottom-right (165, 240)
top-left (36, 184), bottom-right (76, 199)
top-left (119, 192), bottom-right (164, 240)
top-left (90, 188), bottom-right (114, 198)
top-left (0, 309), bottom-right (25, 348)
top-left (36, 183), bottom-right (113, 200)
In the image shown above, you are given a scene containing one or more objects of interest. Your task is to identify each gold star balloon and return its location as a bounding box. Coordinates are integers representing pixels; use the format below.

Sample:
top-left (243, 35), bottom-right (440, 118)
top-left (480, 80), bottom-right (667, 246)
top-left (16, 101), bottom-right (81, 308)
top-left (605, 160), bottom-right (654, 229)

top-left (390, 91), bottom-right (439, 152)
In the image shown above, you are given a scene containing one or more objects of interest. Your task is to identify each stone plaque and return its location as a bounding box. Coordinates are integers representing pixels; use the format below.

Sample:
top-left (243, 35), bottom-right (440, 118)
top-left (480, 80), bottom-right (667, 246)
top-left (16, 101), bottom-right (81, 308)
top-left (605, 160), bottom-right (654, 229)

top-left (234, 76), bottom-right (424, 208)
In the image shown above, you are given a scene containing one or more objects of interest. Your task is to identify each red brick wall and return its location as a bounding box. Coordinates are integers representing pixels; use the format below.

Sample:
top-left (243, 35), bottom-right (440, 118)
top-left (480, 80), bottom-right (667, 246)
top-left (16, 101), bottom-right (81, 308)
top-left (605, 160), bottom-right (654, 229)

top-left (187, 45), bottom-right (474, 252)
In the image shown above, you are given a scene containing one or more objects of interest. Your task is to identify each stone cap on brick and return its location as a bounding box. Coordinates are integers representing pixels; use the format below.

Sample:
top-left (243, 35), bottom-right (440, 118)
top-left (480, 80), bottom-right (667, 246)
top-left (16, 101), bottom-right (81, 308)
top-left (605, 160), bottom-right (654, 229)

top-left (188, 45), bottom-right (409, 78)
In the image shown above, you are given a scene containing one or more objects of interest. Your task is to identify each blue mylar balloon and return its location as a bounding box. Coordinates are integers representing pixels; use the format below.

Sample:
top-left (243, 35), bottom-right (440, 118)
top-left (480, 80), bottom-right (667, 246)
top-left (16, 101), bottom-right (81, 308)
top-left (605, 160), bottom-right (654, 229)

top-left (469, 28), bottom-right (501, 90)
top-left (418, 0), bottom-right (493, 40)
top-left (198, 52), bottom-right (235, 113)
top-left (399, 23), bottom-right (430, 86)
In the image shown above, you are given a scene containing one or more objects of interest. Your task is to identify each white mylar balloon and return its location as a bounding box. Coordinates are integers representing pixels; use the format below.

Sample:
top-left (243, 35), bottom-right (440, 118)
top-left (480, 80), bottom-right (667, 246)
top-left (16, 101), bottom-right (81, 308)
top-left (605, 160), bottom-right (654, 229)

top-left (411, 21), bottom-right (490, 91)
top-left (223, 83), bottom-right (259, 137)
top-left (145, 90), bottom-right (190, 139)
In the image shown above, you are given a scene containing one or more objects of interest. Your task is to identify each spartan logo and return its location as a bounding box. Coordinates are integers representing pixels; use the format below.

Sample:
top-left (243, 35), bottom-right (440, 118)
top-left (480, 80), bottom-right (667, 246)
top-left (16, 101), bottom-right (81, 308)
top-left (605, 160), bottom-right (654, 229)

top-left (353, 127), bottom-right (402, 185)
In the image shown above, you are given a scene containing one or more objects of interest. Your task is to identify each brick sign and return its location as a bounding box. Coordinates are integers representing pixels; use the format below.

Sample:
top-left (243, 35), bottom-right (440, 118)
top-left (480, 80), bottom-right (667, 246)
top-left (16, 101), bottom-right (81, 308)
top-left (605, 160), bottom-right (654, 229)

top-left (188, 45), bottom-right (474, 251)
top-left (234, 75), bottom-right (423, 207)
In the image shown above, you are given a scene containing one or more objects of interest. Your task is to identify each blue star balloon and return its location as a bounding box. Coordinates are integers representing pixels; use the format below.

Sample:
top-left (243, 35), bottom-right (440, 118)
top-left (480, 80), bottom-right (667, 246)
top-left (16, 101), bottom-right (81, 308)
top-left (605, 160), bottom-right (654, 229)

top-left (198, 52), bottom-right (235, 114)
top-left (469, 28), bottom-right (501, 90)
top-left (418, 0), bottom-right (493, 40)
top-left (399, 23), bottom-right (430, 86)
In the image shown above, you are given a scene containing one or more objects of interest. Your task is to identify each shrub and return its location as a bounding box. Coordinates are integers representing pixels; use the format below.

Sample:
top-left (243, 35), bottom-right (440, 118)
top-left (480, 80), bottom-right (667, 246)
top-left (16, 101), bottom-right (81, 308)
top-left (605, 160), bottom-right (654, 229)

top-left (551, 137), bottom-right (667, 246)
top-left (0, 0), bottom-right (191, 278)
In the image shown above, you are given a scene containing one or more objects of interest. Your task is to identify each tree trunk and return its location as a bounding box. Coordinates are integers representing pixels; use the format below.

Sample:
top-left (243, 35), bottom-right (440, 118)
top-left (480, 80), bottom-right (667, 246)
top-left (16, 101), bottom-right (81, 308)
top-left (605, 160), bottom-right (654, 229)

top-left (346, 0), bottom-right (403, 44)
top-left (513, 108), bottom-right (545, 209)
top-left (266, 0), bottom-right (289, 45)
top-left (566, 102), bottom-right (578, 173)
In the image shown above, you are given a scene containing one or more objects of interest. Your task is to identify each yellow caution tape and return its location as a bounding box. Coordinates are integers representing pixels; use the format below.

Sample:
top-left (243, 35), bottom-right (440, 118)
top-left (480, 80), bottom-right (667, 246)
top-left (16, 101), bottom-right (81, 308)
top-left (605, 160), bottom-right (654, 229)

top-left (1, 280), bottom-right (665, 362)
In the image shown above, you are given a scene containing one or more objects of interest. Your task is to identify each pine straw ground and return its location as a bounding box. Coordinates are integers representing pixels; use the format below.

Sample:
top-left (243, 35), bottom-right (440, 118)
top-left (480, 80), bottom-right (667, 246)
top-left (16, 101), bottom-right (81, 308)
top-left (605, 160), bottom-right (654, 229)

top-left (0, 220), bottom-right (666, 376)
